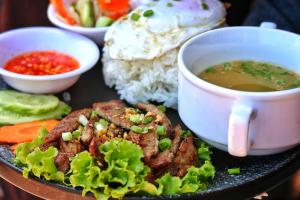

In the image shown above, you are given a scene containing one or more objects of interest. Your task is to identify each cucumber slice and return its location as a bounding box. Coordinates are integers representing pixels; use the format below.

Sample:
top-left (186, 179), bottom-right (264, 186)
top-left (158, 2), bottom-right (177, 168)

top-left (0, 102), bottom-right (71, 125)
top-left (76, 0), bottom-right (95, 27)
top-left (0, 90), bottom-right (59, 115)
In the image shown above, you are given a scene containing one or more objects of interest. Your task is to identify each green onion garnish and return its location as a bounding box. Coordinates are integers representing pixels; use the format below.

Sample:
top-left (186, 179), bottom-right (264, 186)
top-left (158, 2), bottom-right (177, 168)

top-left (72, 130), bottom-right (81, 139)
top-left (62, 132), bottom-right (72, 142)
top-left (99, 119), bottom-right (108, 127)
top-left (157, 105), bottom-right (166, 112)
top-left (159, 138), bottom-right (172, 151)
top-left (156, 125), bottom-right (166, 136)
top-left (130, 125), bottom-right (144, 134)
top-left (131, 13), bottom-right (141, 21)
top-left (143, 116), bottom-right (153, 124)
top-left (143, 9), bottom-right (154, 17)
top-left (167, 2), bottom-right (173, 7)
top-left (227, 167), bottom-right (240, 175)
top-left (129, 114), bottom-right (143, 123)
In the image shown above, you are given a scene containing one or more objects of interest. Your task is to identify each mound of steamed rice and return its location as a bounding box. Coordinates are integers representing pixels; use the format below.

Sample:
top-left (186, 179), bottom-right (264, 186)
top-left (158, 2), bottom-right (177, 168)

top-left (102, 47), bottom-right (179, 108)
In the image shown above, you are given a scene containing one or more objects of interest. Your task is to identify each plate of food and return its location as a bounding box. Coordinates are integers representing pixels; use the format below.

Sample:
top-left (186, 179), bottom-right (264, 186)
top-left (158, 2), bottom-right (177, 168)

top-left (0, 0), bottom-right (300, 200)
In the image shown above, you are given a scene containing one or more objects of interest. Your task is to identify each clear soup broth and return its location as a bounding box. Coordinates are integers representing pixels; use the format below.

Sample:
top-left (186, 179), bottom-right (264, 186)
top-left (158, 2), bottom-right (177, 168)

top-left (198, 60), bottom-right (300, 92)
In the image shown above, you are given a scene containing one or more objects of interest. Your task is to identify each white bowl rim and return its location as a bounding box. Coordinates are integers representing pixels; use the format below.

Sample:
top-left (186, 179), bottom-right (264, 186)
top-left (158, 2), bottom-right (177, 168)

top-left (178, 26), bottom-right (300, 100)
top-left (47, 4), bottom-right (109, 33)
top-left (0, 26), bottom-right (100, 81)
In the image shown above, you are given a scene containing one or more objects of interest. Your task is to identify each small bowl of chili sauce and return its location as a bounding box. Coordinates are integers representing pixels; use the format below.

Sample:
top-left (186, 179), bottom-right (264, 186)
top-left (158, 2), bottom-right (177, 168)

top-left (0, 27), bottom-right (99, 93)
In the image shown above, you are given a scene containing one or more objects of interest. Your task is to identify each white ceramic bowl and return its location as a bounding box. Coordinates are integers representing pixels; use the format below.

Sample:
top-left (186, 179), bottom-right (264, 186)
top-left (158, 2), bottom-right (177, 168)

top-left (0, 27), bottom-right (100, 94)
top-left (47, 4), bottom-right (108, 45)
top-left (178, 23), bottom-right (300, 157)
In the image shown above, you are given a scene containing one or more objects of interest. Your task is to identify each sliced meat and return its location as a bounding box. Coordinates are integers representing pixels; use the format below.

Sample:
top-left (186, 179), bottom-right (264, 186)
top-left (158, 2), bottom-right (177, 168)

top-left (81, 116), bottom-right (99, 146)
top-left (169, 136), bottom-right (198, 178)
top-left (89, 136), bottom-right (109, 167)
top-left (45, 108), bottom-right (92, 143)
top-left (39, 141), bottom-right (58, 151)
top-left (59, 139), bottom-right (84, 157)
top-left (128, 126), bottom-right (159, 162)
top-left (54, 139), bottom-right (85, 173)
top-left (136, 103), bottom-right (171, 132)
top-left (55, 153), bottom-right (70, 173)
top-left (93, 100), bottom-right (134, 129)
top-left (147, 125), bottom-right (182, 169)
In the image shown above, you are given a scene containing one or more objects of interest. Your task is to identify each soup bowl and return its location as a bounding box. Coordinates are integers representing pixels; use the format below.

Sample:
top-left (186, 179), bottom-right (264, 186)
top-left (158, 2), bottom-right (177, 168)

top-left (178, 22), bottom-right (300, 157)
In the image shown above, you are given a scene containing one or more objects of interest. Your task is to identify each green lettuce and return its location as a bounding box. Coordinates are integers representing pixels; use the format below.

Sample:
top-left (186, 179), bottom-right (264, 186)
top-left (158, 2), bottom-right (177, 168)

top-left (22, 147), bottom-right (64, 182)
top-left (14, 127), bottom-right (48, 165)
top-left (156, 173), bottom-right (181, 195)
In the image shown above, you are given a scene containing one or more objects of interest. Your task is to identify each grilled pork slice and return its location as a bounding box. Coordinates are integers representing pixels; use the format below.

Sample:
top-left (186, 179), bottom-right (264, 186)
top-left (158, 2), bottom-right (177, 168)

top-left (45, 108), bottom-right (92, 143)
top-left (169, 136), bottom-right (198, 178)
top-left (128, 126), bottom-right (159, 162)
top-left (147, 125), bottom-right (182, 169)
top-left (81, 116), bottom-right (99, 146)
top-left (136, 103), bottom-right (171, 133)
top-left (55, 139), bottom-right (85, 173)
top-left (93, 100), bottom-right (134, 129)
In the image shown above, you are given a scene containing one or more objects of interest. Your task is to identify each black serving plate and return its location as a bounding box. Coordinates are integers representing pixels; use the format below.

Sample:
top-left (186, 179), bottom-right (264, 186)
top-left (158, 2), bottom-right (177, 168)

top-left (0, 64), bottom-right (300, 200)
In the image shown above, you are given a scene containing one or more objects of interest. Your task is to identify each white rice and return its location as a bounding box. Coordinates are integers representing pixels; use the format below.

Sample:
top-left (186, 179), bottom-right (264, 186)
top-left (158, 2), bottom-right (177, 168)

top-left (102, 47), bottom-right (179, 108)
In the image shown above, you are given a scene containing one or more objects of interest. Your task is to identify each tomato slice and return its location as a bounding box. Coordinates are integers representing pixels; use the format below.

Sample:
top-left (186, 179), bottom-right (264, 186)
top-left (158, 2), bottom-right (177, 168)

top-left (50, 0), bottom-right (77, 25)
top-left (97, 0), bottom-right (130, 20)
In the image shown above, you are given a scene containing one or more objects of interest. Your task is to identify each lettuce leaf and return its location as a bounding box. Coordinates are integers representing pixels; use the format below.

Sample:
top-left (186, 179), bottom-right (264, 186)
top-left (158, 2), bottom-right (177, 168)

top-left (69, 151), bottom-right (109, 200)
top-left (14, 127), bottom-right (48, 165)
top-left (99, 139), bottom-right (150, 199)
top-left (23, 147), bottom-right (64, 182)
top-left (156, 173), bottom-right (182, 195)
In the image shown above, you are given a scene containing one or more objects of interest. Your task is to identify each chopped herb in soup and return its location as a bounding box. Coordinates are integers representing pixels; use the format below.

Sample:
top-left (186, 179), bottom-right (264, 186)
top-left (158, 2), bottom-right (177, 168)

top-left (198, 60), bottom-right (300, 92)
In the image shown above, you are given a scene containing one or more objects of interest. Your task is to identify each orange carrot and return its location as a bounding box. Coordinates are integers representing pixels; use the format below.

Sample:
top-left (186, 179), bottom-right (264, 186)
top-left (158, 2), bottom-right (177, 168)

top-left (97, 0), bottom-right (130, 20)
top-left (50, 0), bottom-right (77, 25)
top-left (0, 120), bottom-right (58, 144)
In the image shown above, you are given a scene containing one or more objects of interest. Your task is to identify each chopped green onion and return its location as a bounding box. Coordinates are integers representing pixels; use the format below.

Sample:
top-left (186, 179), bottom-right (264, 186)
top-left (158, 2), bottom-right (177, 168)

top-left (95, 16), bottom-right (114, 27)
top-left (143, 9), bottom-right (154, 17)
top-left (201, 0), bottom-right (209, 10)
top-left (62, 132), bottom-right (72, 142)
top-left (156, 125), bottom-right (166, 136)
top-left (78, 115), bottom-right (89, 126)
top-left (130, 125), bottom-right (144, 134)
top-left (181, 130), bottom-right (192, 138)
top-left (99, 119), bottom-right (108, 127)
top-left (72, 130), bottom-right (81, 139)
top-left (159, 138), bottom-right (172, 151)
top-left (167, 2), bottom-right (173, 7)
top-left (142, 126), bottom-right (153, 134)
top-left (157, 105), bottom-right (166, 112)
top-left (90, 110), bottom-right (99, 118)
top-left (228, 167), bottom-right (240, 175)
top-left (131, 13), bottom-right (141, 21)
top-left (143, 116), bottom-right (153, 124)
top-left (129, 114), bottom-right (143, 124)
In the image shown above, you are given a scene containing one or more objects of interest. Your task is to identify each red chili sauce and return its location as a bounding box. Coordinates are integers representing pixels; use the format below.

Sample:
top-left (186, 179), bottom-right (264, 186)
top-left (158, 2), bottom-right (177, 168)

top-left (4, 51), bottom-right (79, 75)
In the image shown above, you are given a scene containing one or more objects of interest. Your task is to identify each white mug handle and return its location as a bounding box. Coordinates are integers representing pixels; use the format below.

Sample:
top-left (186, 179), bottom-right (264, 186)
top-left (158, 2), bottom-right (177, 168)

top-left (228, 103), bottom-right (253, 157)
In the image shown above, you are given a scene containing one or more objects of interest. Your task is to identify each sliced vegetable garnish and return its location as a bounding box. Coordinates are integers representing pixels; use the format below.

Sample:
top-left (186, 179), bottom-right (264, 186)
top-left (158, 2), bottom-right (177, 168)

top-left (72, 130), bottom-right (81, 139)
top-left (143, 116), bottom-right (153, 124)
top-left (0, 90), bottom-right (59, 115)
top-left (156, 125), bottom-right (166, 136)
top-left (157, 105), bottom-right (166, 112)
top-left (130, 125), bottom-right (144, 134)
top-left (143, 9), bottom-right (154, 17)
top-left (96, 16), bottom-right (114, 27)
top-left (131, 13), bottom-right (141, 21)
top-left (50, 0), bottom-right (77, 25)
top-left (181, 130), bottom-right (192, 138)
top-left (159, 138), bottom-right (172, 151)
top-left (78, 114), bottom-right (89, 126)
top-left (227, 167), bottom-right (240, 175)
top-left (62, 132), bottom-right (72, 141)
top-left (97, 0), bottom-right (130, 20)
top-left (129, 114), bottom-right (143, 123)
top-left (75, 0), bottom-right (95, 27)
top-left (0, 120), bottom-right (58, 144)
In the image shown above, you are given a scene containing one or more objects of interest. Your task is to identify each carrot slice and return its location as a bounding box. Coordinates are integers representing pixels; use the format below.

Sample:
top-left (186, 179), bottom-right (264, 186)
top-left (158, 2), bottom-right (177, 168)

top-left (50, 0), bottom-right (77, 25)
top-left (97, 0), bottom-right (130, 20)
top-left (0, 120), bottom-right (58, 144)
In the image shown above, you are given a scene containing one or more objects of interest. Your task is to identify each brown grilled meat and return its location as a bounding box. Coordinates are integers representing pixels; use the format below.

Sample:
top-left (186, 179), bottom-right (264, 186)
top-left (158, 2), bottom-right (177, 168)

top-left (54, 139), bottom-right (85, 173)
top-left (128, 125), bottom-right (159, 162)
top-left (81, 116), bottom-right (99, 146)
top-left (147, 125), bottom-right (182, 169)
top-left (136, 103), bottom-right (171, 133)
top-left (169, 136), bottom-right (198, 178)
top-left (45, 108), bottom-right (92, 143)
top-left (93, 100), bottom-right (134, 129)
